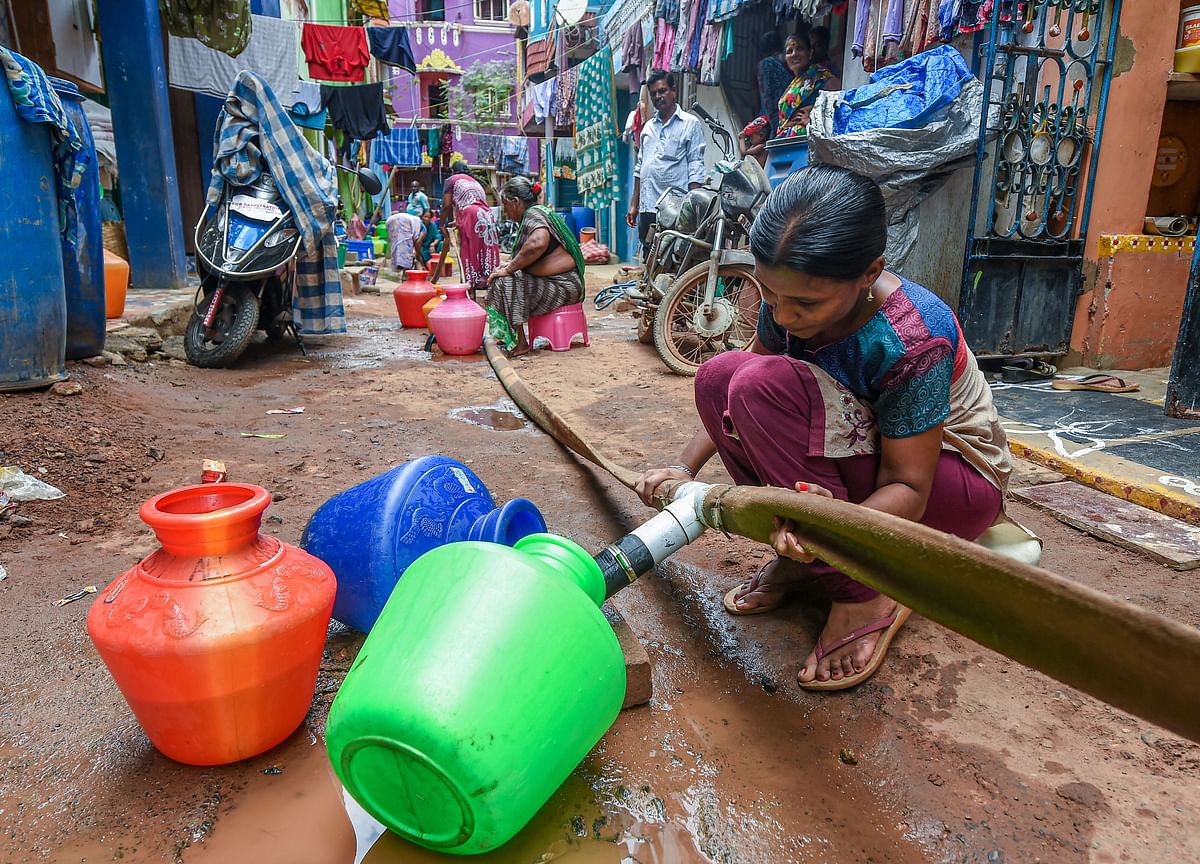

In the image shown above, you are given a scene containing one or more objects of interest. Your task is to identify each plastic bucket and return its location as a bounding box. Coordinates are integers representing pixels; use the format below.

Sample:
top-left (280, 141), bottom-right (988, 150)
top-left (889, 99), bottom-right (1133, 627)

top-left (764, 137), bottom-right (809, 189)
top-left (1177, 5), bottom-right (1200, 72)
top-left (326, 534), bottom-right (625, 854)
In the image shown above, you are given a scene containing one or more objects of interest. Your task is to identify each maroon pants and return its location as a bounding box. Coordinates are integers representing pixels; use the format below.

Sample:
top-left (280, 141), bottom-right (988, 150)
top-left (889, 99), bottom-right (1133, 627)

top-left (694, 351), bottom-right (1003, 603)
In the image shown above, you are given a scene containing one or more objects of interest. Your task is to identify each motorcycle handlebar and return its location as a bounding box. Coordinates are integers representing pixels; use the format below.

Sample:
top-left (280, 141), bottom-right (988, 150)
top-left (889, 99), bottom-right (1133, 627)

top-left (690, 101), bottom-right (716, 124)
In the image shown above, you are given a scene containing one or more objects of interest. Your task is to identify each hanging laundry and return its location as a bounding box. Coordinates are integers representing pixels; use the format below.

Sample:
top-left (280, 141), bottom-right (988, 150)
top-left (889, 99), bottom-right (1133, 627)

top-left (531, 77), bottom-right (557, 124)
top-left (498, 136), bottom-right (529, 174)
top-left (321, 83), bottom-right (389, 141)
top-left (427, 126), bottom-right (441, 157)
top-left (900, 0), bottom-right (944, 55)
top-left (477, 134), bottom-right (503, 163)
top-left (653, 19), bottom-right (677, 70)
top-left (855, 0), bottom-right (906, 71)
top-left (554, 67), bottom-right (578, 128)
top-left (366, 26), bottom-right (416, 72)
top-left (374, 126), bottom-right (423, 166)
top-left (0, 46), bottom-right (86, 244)
top-left (289, 80), bottom-right (327, 130)
top-left (302, 23), bottom-right (371, 82)
top-left (208, 71), bottom-right (342, 334)
top-left (698, 23), bottom-right (722, 85)
top-left (169, 13), bottom-right (298, 102)
top-left (619, 24), bottom-right (645, 94)
top-left (161, 0), bottom-right (252, 58)
top-left (655, 0), bottom-right (681, 27)
top-left (573, 47), bottom-right (619, 209)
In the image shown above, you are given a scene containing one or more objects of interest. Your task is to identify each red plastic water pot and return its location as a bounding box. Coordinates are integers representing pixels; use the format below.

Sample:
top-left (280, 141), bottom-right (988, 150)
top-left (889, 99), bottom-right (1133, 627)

top-left (86, 483), bottom-right (336, 765)
top-left (393, 269), bottom-right (437, 327)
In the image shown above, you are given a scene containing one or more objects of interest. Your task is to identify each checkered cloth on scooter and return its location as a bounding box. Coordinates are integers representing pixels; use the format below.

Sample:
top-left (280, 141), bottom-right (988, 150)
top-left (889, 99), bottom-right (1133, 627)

top-left (207, 70), bottom-right (344, 335)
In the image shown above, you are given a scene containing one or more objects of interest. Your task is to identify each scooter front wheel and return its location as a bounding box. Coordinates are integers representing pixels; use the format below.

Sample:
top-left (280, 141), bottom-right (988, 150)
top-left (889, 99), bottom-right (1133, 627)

top-left (652, 262), bottom-right (762, 377)
top-left (184, 283), bottom-right (260, 368)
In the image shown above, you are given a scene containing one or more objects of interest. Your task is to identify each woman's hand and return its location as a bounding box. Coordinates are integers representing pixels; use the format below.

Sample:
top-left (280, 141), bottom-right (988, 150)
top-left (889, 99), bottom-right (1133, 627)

top-left (486, 267), bottom-right (509, 285)
top-left (769, 481), bottom-right (833, 563)
top-left (635, 466), bottom-right (694, 506)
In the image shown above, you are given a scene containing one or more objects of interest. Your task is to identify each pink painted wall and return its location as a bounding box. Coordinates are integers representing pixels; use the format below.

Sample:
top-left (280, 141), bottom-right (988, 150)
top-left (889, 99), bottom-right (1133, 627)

top-left (1069, 0), bottom-right (1191, 369)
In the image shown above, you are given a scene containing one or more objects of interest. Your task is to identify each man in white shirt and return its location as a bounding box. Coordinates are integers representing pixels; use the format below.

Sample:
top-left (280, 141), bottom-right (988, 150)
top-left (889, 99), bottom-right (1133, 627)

top-left (625, 70), bottom-right (706, 259)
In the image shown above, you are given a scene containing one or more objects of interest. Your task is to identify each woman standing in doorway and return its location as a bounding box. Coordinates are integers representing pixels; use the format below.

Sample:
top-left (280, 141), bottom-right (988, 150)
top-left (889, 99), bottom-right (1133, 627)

top-left (441, 161), bottom-right (500, 294)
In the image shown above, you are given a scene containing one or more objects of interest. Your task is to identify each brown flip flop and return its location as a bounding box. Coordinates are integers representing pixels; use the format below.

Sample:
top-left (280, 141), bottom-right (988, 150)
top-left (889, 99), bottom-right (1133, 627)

top-left (1051, 374), bottom-right (1140, 393)
top-left (798, 604), bottom-right (911, 691)
top-left (722, 558), bottom-right (791, 616)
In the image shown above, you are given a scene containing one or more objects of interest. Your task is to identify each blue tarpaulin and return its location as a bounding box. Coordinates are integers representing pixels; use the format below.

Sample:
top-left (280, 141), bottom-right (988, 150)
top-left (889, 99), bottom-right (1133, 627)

top-left (833, 44), bottom-right (974, 136)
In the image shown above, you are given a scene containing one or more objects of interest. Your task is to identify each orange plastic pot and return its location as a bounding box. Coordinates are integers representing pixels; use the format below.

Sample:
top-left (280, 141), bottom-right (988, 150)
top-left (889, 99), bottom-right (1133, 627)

top-left (103, 249), bottom-right (129, 319)
top-left (86, 483), bottom-right (336, 765)
top-left (421, 286), bottom-right (446, 326)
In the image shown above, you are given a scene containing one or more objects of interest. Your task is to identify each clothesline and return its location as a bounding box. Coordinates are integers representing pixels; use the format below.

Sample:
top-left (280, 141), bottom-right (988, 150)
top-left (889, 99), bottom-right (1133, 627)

top-left (296, 6), bottom-right (513, 25)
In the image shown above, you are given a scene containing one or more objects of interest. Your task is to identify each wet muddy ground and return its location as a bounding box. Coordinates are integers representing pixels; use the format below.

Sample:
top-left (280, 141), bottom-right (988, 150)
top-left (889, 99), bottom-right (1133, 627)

top-left (1, 288), bottom-right (1198, 863)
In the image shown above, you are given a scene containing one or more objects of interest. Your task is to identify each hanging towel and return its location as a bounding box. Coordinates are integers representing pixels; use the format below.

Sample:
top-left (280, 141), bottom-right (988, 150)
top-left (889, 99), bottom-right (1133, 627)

top-left (288, 79), bottom-right (327, 130)
top-left (374, 126), bottom-right (423, 166)
top-left (161, 0), bottom-right (252, 58)
top-left (573, 47), bottom-right (618, 209)
top-left (302, 23), bottom-right (371, 82)
top-left (208, 71), bottom-right (343, 334)
top-left (169, 13), bottom-right (299, 102)
top-left (0, 46), bottom-right (86, 245)
top-left (366, 27), bottom-right (416, 72)
top-left (321, 83), bottom-right (389, 141)
top-left (619, 24), bottom-right (645, 93)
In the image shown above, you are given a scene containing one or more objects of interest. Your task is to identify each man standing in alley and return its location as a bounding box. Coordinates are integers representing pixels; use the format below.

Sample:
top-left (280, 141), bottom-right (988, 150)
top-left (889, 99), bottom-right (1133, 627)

top-left (626, 70), bottom-right (706, 260)
top-left (406, 180), bottom-right (431, 217)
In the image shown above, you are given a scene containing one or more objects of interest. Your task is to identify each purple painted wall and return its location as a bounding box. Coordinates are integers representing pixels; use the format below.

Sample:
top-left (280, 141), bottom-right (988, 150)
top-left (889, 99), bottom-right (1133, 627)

top-left (384, 0), bottom-right (520, 165)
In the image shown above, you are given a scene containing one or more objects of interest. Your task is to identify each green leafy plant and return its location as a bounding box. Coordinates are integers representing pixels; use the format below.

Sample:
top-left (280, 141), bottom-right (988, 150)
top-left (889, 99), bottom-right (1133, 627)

top-left (448, 60), bottom-right (517, 131)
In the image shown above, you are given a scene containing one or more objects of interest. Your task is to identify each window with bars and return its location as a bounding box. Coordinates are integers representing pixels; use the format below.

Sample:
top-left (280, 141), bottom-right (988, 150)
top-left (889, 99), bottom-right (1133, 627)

top-left (474, 0), bottom-right (508, 23)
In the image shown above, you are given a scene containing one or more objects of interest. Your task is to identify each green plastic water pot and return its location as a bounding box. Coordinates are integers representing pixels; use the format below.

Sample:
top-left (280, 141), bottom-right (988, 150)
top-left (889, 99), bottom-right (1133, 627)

top-left (325, 534), bottom-right (626, 855)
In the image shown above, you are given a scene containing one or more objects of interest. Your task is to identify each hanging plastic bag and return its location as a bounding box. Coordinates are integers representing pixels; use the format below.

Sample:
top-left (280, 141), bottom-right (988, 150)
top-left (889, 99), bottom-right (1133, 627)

top-left (0, 467), bottom-right (66, 501)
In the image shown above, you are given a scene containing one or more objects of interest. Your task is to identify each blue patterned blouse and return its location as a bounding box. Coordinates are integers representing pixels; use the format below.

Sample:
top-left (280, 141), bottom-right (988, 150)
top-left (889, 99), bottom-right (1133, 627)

top-left (756, 278), bottom-right (969, 439)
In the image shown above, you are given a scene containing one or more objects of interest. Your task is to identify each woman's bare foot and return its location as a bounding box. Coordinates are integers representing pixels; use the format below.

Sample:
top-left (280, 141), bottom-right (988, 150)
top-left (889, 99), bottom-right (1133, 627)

top-left (507, 335), bottom-right (531, 357)
top-left (798, 593), bottom-right (901, 685)
top-left (727, 554), bottom-right (807, 613)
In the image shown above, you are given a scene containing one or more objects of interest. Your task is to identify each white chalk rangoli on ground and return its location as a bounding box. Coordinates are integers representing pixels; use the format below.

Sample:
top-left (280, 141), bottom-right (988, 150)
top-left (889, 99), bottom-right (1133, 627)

top-left (1002, 409), bottom-right (1117, 459)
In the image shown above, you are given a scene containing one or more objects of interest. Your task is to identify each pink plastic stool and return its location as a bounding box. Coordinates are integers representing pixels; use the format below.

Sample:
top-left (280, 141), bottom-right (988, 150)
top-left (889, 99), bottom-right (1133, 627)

top-left (526, 302), bottom-right (590, 352)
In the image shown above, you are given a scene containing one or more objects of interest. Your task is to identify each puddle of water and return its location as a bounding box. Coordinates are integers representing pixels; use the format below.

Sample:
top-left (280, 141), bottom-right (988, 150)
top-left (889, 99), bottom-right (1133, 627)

top-left (357, 766), bottom-right (700, 864)
top-left (448, 400), bottom-right (529, 432)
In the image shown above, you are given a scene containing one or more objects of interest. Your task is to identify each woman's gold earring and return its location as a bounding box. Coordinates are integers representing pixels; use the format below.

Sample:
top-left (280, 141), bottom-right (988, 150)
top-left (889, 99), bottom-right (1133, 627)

top-left (867, 285), bottom-right (875, 304)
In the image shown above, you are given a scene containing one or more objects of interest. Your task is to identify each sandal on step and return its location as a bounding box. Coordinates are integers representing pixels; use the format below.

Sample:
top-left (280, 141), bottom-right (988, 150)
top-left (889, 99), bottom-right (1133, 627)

top-left (1050, 374), bottom-right (1140, 393)
top-left (798, 605), bottom-right (912, 691)
top-left (1001, 358), bottom-right (1057, 383)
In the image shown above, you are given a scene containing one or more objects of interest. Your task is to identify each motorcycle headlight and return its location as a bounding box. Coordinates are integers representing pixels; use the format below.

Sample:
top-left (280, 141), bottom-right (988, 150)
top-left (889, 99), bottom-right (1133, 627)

top-left (265, 228), bottom-right (298, 248)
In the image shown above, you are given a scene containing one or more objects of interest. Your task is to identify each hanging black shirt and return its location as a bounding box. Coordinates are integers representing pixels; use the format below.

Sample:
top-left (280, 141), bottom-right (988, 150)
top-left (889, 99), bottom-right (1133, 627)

top-left (321, 83), bottom-right (390, 142)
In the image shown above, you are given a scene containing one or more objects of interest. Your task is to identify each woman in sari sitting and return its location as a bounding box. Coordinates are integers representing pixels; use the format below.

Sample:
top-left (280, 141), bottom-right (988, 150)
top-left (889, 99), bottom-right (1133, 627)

top-left (777, 30), bottom-right (839, 139)
top-left (485, 177), bottom-right (585, 357)
top-left (441, 161), bottom-right (501, 295)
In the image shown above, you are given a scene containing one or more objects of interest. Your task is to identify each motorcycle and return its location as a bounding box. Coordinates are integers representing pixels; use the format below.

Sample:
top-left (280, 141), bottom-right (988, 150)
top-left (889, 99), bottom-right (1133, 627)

top-left (186, 159), bottom-right (381, 368)
top-left (626, 102), bottom-right (773, 376)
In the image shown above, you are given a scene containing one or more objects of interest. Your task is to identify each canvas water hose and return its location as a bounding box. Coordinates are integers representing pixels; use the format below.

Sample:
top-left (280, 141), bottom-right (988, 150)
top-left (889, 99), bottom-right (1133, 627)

top-left (484, 338), bottom-right (1200, 744)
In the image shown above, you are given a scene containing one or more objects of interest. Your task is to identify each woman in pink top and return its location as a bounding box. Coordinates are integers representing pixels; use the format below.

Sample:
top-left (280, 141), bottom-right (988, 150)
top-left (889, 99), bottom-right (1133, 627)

top-left (441, 162), bottom-right (500, 294)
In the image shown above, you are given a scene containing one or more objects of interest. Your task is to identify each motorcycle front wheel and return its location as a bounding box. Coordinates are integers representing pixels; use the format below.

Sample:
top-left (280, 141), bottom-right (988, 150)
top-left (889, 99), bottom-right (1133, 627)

top-left (652, 262), bottom-right (763, 377)
top-left (184, 283), bottom-right (260, 368)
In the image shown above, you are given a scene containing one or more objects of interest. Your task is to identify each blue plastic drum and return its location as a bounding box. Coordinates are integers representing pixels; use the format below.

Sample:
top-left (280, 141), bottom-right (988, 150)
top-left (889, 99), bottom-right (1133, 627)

top-left (764, 137), bottom-right (810, 189)
top-left (0, 63), bottom-right (67, 392)
top-left (301, 456), bottom-right (547, 631)
top-left (49, 77), bottom-right (105, 360)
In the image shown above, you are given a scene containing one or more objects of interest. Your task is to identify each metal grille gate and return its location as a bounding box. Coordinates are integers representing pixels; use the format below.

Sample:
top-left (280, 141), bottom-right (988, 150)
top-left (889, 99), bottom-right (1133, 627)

top-left (958, 0), bottom-right (1124, 357)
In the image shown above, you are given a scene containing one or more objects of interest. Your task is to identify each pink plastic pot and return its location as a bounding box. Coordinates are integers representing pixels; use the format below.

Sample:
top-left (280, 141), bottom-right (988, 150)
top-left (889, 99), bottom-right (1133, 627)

top-left (427, 284), bottom-right (487, 356)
